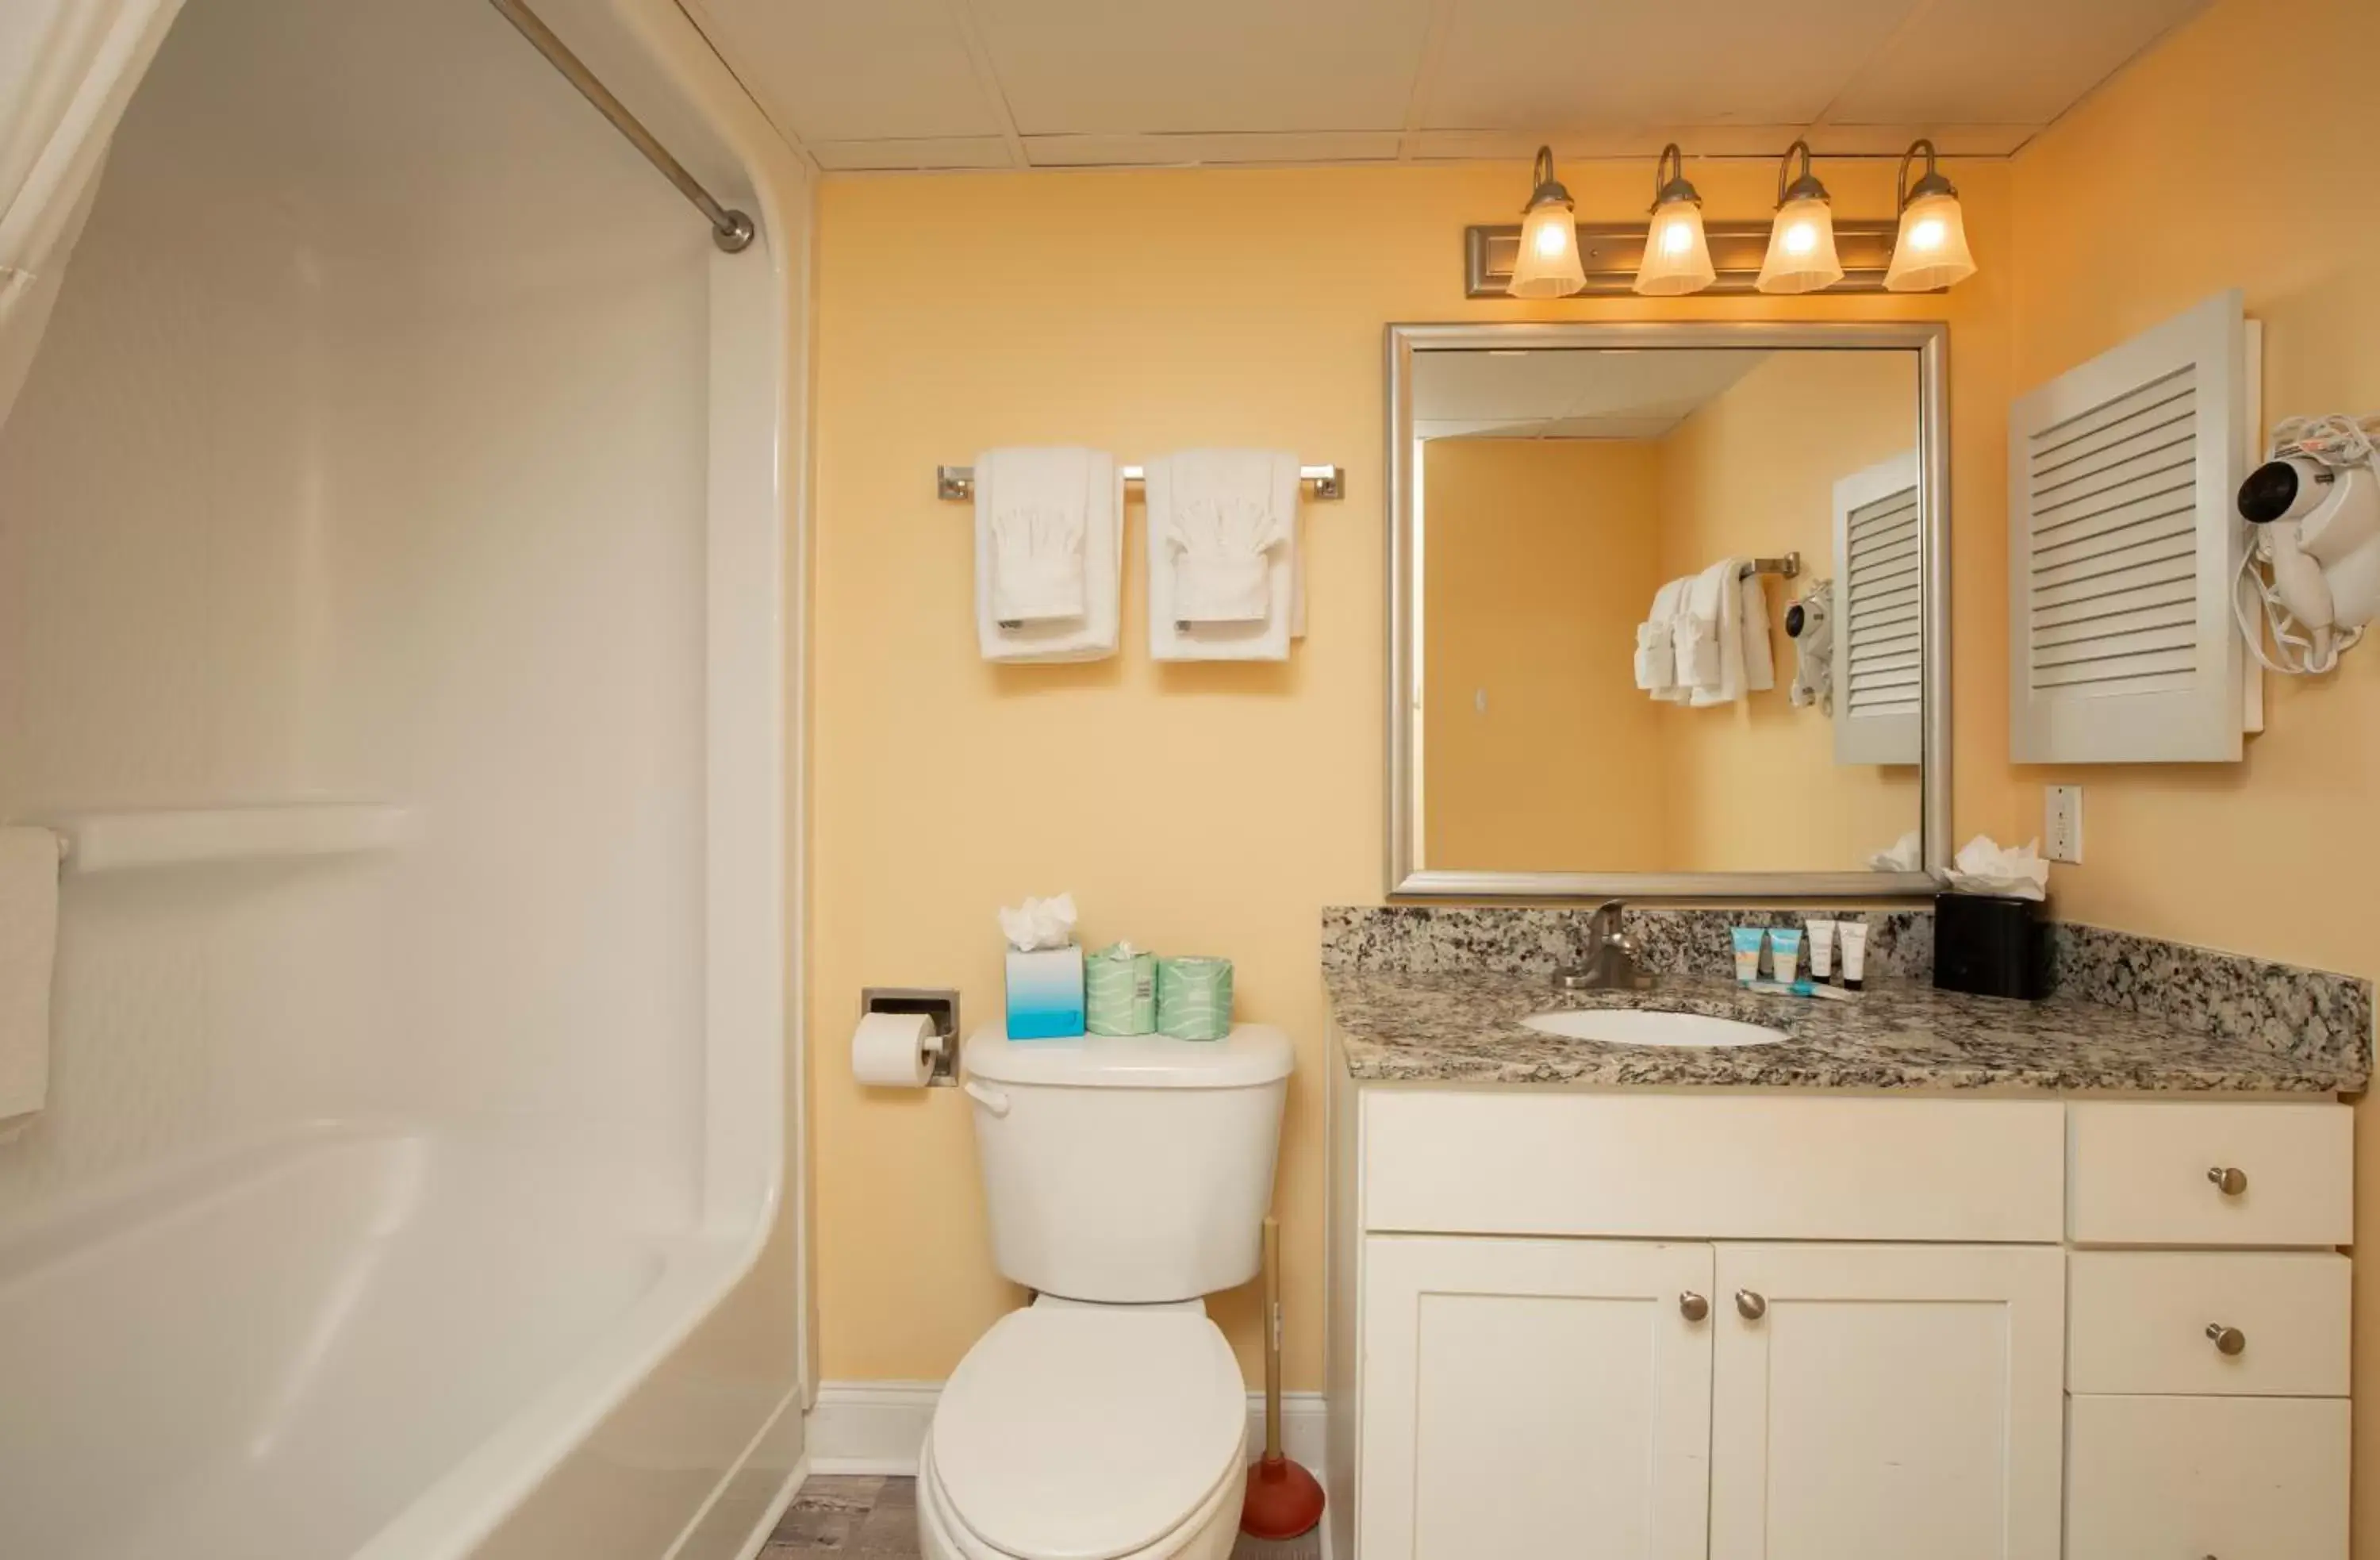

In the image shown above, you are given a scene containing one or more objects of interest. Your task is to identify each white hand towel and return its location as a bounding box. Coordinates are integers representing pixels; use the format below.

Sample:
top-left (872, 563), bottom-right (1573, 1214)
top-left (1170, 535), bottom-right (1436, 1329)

top-left (1634, 578), bottom-right (1686, 693)
top-left (1147, 450), bottom-right (1300, 661)
top-left (1740, 571), bottom-right (1776, 694)
top-left (1689, 558), bottom-right (1754, 707)
top-left (0, 827), bottom-right (60, 1130)
top-left (1672, 562), bottom-right (1729, 694)
top-left (975, 448), bottom-right (1123, 663)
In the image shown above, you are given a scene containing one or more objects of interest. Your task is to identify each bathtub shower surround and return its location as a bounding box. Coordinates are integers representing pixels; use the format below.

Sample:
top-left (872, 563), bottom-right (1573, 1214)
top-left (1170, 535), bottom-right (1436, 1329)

top-left (0, 0), bottom-right (800, 1556)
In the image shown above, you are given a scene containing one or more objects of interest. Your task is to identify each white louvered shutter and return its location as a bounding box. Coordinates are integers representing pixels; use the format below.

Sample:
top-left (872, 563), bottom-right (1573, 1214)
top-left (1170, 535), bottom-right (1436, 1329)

top-left (2009, 290), bottom-right (2252, 763)
top-left (1833, 451), bottom-right (1923, 766)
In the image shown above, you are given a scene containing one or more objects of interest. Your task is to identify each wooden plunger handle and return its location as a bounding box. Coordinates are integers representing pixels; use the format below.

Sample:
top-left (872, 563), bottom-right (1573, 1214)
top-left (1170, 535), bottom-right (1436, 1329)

top-left (1262, 1214), bottom-right (1284, 1458)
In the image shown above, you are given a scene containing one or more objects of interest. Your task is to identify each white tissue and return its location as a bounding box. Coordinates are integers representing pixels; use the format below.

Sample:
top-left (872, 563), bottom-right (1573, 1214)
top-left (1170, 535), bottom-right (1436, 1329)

top-left (1947, 836), bottom-right (2051, 901)
top-left (999, 893), bottom-right (1078, 951)
top-left (1868, 830), bottom-right (1921, 872)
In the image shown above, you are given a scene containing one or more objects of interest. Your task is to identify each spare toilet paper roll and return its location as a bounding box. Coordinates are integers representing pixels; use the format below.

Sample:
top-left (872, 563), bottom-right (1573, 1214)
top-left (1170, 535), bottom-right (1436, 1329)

top-left (1156, 956), bottom-right (1234, 1041)
top-left (852, 1010), bottom-right (941, 1087)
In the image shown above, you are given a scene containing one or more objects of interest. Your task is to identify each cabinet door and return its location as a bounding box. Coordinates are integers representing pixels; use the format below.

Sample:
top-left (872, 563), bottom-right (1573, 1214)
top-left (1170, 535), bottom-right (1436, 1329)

top-left (1710, 1243), bottom-right (2064, 1560)
top-left (1361, 1235), bottom-right (1714, 1560)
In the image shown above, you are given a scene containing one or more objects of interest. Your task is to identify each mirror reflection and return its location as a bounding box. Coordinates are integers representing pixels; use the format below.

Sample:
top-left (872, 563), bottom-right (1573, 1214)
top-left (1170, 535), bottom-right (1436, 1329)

top-left (1411, 347), bottom-right (1925, 876)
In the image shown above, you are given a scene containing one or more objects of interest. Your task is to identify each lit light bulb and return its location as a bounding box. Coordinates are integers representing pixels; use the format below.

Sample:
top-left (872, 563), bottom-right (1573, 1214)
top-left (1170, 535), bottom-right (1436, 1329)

top-left (1507, 144), bottom-right (1586, 298)
top-left (1633, 145), bottom-right (1715, 297)
top-left (1755, 143), bottom-right (1843, 296)
top-left (1885, 140), bottom-right (1977, 292)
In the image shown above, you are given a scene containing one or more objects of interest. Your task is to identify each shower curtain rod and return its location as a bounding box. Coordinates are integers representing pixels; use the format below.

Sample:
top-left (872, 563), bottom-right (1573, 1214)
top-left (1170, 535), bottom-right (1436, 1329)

top-left (486, 0), bottom-right (755, 253)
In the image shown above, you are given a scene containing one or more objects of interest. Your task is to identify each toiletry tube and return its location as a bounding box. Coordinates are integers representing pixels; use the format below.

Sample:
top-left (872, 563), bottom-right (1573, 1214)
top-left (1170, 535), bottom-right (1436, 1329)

top-left (1769, 927), bottom-right (1803, 986)
top-left (853, 1010), bottom-right (941, 1087)
top-left (1840, 920), bottom-right (1870, 991)
top-left (1157, 955), bottom-right (1234, 1040)
top-left (1808, 920), bottom-right (1837, 981)
top-left (1086, 943), bottom-right (1157, 1036)
top-left (1731, 928), bottom-right (1764, 986)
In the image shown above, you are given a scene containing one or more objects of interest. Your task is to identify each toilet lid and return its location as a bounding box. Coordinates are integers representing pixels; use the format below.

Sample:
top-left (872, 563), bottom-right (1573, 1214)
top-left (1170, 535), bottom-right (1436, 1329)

top-left (932, 1307), bottom-right (1246, 1560)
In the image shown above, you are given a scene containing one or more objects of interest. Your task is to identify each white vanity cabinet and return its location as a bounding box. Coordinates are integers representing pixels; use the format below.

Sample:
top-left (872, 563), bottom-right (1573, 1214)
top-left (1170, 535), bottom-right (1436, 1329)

top-left (1325, 1077), bottom-right (2354, 1560)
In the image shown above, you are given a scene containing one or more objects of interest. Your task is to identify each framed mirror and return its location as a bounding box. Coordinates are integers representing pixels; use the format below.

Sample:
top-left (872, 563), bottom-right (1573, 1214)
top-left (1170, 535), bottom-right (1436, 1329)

top-left (1385, 321), bottom-right (1950, 900)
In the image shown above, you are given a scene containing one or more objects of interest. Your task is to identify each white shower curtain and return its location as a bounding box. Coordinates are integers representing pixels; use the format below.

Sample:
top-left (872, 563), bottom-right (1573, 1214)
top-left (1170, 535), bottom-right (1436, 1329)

top-left (0, 0), bottom-right (182, 432)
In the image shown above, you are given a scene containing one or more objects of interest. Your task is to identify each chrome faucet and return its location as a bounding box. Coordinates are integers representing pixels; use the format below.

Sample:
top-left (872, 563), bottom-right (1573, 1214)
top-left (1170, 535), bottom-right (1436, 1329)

top-left (1553, 898), bottom-right (1650, 991)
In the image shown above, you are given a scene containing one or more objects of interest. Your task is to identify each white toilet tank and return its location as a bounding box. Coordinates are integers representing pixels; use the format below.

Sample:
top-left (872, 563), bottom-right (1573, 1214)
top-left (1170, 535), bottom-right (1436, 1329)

top-left (960, 1025), bottom-right (1292, 1303)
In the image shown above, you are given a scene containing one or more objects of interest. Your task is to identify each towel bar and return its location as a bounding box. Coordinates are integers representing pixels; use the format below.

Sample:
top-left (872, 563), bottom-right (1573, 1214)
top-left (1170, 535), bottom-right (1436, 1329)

top-left (938, 463), bottom-right (1344, 502)
top-left (1744, 553), bottom-right (1800, 579)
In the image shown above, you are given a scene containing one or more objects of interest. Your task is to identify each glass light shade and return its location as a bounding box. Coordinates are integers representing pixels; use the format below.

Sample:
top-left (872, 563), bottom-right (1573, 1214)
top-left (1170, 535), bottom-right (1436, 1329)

top-left (1886, 188), bottom-right (1976, 291)
top-left (1633, 200), bottom-right (1714, 296)
top-left (1756, 194), bottom-right (1843, 294)
top-left (1509, 198), bottom-right (1585, 298)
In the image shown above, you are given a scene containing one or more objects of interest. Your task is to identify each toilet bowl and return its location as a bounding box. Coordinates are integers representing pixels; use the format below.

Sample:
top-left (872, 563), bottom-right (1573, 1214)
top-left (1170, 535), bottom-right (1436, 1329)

top-left (925, 1025), bottom-right (1291, 1560)
top-left (918, 1301), bottom-right (1250, 1560)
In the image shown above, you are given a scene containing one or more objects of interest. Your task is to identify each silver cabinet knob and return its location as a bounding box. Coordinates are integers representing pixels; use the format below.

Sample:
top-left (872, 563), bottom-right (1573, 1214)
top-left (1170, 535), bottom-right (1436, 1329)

top-left (1679, 1291), bottom-right (1710, 1322)
top-left (2206, 1322), bottom-right (2247, 1356)
top-left (1735, 1289), bottom-right (1768, 1320)
top-left (2208, 1166), bottom-right (2248, 1196)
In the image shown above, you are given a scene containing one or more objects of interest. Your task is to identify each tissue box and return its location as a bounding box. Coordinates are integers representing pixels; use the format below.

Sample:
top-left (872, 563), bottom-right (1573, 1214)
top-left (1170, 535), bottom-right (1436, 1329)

top-left (1005, 945), bottom-right (1085, 1039)
top-left (1933, 893), bottom-right (2048, 1001)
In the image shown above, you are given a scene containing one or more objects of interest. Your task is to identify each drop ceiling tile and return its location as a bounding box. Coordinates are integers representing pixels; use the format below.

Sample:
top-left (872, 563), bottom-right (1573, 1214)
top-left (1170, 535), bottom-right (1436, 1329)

top-left (682, 0), bottom-right (1004, 143)
top-left (969, 0), bottom-right (1436, 136)
top-left (1023, 131), bottom-right (1403, 167)
top-left (1823, 0), bottom-right (2209, 127)
top-left (811, 137), bottom-right (1017, 172)
top-left (1422, 0), bottom-right (1917, 133)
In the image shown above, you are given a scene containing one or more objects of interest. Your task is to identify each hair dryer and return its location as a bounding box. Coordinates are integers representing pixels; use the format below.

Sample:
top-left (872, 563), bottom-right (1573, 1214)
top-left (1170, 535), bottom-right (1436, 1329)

top-left (2236, 416), bottom-right (2380, 674)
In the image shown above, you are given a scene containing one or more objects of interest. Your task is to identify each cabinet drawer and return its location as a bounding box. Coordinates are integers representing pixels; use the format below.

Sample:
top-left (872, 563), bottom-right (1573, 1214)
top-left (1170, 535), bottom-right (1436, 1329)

top-left (2068, 1101), bottom-right (2351, 1247)
top-left (2068, 1251), bottom-right (2350, 1396)
top-left (1364, 1092), bottom-right (2065, 1242)
top-left (2067, 1395), bottom-right (2348, 1558)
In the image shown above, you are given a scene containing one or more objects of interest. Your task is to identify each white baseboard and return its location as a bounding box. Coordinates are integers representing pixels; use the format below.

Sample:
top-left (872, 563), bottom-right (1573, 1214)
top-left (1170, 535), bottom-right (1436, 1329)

top-left (808, 1379), bottom-right (1329, 1482)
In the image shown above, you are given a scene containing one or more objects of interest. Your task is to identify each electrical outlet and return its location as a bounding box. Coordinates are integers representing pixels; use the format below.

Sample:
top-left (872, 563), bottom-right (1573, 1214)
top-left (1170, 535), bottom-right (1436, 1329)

top-left (2044, 785), bottom-right (2084, 864)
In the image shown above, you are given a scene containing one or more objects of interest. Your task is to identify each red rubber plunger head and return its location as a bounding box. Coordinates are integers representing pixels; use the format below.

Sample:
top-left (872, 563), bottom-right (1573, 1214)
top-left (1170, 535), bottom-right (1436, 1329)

top-left (1240, 1450), bottom-right (1326, 1541)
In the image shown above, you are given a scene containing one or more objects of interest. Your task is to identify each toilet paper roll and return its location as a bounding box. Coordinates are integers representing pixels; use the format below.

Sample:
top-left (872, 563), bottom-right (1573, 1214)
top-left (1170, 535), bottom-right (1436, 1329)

top-left (852, 1010), bottom-right (941, 1087)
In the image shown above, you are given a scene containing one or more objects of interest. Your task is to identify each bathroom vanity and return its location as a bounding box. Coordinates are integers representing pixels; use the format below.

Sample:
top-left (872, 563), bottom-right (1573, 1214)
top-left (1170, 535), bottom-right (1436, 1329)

top-left (1322, 955), bottom-right (2364, 1560)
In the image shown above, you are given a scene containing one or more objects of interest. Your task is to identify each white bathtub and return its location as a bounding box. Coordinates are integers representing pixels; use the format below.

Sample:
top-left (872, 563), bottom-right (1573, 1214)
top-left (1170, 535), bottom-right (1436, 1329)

top-left (0, 1124), bottom-right (757, 1559)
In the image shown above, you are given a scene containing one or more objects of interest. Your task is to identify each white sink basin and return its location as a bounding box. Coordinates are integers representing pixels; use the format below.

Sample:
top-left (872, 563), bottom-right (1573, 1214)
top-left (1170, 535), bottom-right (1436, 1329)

top-left (1522, 1008), bottom-right (1788, 1048)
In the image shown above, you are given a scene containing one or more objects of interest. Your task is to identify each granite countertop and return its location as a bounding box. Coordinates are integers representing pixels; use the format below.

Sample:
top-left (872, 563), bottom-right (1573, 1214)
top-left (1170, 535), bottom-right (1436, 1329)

top-left (1326, 967), bottom-right (2371, 1093)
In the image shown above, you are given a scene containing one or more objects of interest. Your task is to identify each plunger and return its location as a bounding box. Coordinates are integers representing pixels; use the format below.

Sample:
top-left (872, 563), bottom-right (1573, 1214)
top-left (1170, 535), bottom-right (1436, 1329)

top-left (1241, 1215), bottom-right (1326, 1540)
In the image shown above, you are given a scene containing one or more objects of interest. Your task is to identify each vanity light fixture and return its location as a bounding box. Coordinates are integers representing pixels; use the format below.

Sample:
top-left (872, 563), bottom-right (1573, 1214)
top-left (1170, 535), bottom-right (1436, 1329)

top-left (1755, 140), bottom-right (1844, 295)
top-left (1885, 139), bottom-right (1977, 293)
top-left (1506, 145), bottom-right (1587, 298)
top-left (1633, 144), bottom-right (1716, 297)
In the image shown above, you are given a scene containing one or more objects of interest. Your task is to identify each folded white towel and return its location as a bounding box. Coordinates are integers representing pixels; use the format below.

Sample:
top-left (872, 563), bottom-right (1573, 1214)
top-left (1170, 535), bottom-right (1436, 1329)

top-left (1147, 450), bottom-right (1300, 661)
top-left (1741, 570), bottom-right (1776, 694)
top-left (1634, 578), bottom-right (1683, 693)
top-left (0, 827), bottom-right (60, 1132)
top-left (974, 448), bottom-right (1123, 663)
top-left (1688, 558), bottom-right (1761, 707)
top-left (1673, 563), bottom-right (1728, 694)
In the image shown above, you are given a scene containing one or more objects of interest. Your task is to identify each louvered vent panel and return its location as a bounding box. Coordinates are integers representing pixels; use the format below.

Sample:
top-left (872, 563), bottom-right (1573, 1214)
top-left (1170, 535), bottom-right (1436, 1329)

top-left (1843, 485), bottom-right (1921, 720)
top-left (2023, 365), bottom-right (2202, 697)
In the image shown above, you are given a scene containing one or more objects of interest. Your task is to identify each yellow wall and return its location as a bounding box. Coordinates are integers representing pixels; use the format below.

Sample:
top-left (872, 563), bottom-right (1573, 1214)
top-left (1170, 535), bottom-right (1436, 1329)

top-left (812, 158), bottom-right (2017, 1392)
top-left (1655, 351), bottom-right (1925, 869)
top-left (1421, 438), bottom-right (1670, 871)
top-left (2002, 0), bottom-right (2380, 1543)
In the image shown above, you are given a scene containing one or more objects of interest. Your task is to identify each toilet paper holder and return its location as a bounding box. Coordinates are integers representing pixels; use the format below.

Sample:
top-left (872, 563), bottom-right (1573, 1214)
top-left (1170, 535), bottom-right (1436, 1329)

top-left (861, 986), bottom-right (961, 1086)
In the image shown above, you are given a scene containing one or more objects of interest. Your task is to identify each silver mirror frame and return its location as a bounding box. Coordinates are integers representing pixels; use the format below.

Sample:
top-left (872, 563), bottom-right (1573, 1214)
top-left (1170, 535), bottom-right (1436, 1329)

top-left (1384, 320), bottom-right (1952, 901)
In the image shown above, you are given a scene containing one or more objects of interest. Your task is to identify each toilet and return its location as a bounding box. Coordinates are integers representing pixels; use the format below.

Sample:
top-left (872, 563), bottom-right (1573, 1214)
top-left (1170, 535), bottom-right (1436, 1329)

top-left (919, 1024), bottom-right (1293, 1560)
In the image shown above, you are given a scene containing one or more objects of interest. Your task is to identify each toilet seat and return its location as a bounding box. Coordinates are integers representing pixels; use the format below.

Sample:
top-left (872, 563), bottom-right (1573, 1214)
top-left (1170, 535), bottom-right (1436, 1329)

top-left (927, 1305), bottom-right (1247, 1560)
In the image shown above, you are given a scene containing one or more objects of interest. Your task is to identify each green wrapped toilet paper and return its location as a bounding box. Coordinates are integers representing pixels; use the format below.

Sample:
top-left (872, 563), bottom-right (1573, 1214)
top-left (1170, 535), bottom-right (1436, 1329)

top-left (1156, 955), bottom-right (1234, 1040)
top-left (1085, 943), bottom-right (1157, 1036)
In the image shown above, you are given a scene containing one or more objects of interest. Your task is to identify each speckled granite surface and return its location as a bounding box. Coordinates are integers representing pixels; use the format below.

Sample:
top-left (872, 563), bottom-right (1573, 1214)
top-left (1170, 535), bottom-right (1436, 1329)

top-left (1321, 905), bottom-right (2370, 1093)
top-left (1321, 905), bottom-right (1932, 980)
